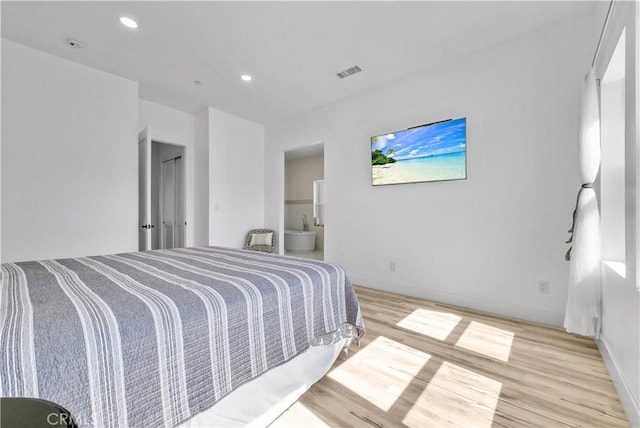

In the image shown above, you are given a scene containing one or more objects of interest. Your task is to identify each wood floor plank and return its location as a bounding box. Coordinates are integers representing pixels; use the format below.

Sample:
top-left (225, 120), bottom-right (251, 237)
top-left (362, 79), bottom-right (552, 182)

top-left (270, 286), bottom-right (629, 428)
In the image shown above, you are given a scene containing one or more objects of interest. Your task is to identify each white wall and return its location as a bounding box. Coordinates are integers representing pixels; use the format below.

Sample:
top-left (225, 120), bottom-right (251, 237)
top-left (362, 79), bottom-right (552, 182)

top-left (594, 1), bottom-right (640, 425)
top-left (265, 13), bottom-right (594, 327)
top-left (139, 102), bottom-right (264, 249)
top-left (138, 100), bottom-right (198, 246)
top-left (139, 100), bottom-right (195, 149)
top-left (1, 39), bottom-right (138, 262)
top-left (0, 5), bottom-right (3, 263)
top-left (209, 108), bottom-right (265, 248)
top-left (193, 109), bottom-right (210, 247)
top-left (0, 30), bottom-right (3, 263)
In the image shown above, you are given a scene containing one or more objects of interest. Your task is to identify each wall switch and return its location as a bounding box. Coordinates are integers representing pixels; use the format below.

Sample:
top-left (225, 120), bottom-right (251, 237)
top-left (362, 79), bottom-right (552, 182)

top-left (538, 280), bottom-right (550, 294)
top-left (390, 262), bottom-right (396, 272)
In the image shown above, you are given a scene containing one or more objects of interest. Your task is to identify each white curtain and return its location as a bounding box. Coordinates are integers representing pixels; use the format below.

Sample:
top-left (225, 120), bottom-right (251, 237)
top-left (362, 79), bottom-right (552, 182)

top-left (564, 68), bottom-right (602, 338)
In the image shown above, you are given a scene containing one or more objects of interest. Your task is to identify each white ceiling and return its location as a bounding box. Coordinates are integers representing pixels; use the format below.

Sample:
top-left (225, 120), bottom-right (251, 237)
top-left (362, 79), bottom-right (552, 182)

top-left (1, 1), bottom-right (596, 124)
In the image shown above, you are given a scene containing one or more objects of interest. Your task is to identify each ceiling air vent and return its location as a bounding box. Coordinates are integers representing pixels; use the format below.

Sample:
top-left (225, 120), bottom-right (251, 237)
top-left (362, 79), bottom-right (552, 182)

top-left (336, 65), bottom-right (362, 79)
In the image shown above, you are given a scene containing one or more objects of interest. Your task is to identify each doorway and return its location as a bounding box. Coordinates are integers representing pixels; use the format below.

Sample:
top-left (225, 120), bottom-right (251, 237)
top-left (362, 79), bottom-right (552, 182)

top-left (154, 142), bottom-right (186, 250)
top-left (283, 143), bottom-right (325, 260)
top-left (139, 126), bottom-right (187, 251)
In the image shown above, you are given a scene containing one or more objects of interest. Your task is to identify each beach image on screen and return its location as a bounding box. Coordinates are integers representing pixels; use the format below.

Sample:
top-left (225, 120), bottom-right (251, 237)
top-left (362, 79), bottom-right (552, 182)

top-left (371, 117), bottom-right (466, 186)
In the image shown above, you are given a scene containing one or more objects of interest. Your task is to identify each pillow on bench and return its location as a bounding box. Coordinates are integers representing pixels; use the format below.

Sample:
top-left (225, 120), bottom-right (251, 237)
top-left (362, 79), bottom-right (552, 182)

top-left (249, 232), bottom-right (273, 246)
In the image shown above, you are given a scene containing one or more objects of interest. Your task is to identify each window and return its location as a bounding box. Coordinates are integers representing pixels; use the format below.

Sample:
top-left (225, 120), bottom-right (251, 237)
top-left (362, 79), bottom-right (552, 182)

top-left (600, 28), bottom-right (626, 270)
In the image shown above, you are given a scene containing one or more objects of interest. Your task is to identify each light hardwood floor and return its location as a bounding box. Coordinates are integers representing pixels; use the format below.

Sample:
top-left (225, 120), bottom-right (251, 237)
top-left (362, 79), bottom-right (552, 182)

top-left (271, 286), bottom-right (629, 427)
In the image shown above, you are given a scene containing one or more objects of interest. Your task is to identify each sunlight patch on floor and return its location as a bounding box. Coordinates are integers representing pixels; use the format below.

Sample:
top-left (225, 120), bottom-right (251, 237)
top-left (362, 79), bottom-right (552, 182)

top-left (396, 308), bottom-right (462, 341)
top-left (403, 361), bottom-right (502, 428)
top-left (455, 321), bottom-right (514, 362)
top-left (327, 336), bottom-right (430, 411)
top-left (269, 402), bottom-right (332, 428)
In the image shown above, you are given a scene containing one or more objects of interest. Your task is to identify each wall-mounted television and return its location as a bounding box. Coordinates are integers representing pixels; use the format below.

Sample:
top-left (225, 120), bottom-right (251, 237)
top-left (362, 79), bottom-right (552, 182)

top-left (371, 117), bottom-right (467, 186)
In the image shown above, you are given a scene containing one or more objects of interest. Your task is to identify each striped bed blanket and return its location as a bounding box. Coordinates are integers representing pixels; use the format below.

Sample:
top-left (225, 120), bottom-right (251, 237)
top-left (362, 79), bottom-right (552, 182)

top-left (0, 246), bottom-right (365, 427)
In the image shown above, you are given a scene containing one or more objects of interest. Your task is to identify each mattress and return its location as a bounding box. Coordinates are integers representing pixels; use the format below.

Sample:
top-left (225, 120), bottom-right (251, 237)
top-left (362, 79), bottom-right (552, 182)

top-left (178, 338), bottom-right (348, 427)
top-left (0, 246), bottom-right (365, 427)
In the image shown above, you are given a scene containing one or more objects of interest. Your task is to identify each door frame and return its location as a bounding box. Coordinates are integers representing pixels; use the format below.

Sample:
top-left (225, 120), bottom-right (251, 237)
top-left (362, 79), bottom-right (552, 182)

top-left (138, 127), bottom-right (152, 251)
top-left (138, 129), bottom-right (189, 250)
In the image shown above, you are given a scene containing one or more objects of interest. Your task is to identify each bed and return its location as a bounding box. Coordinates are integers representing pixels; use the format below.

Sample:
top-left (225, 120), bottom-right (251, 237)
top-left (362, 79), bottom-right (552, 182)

top-left (0, 246), bottom-right (365, 427)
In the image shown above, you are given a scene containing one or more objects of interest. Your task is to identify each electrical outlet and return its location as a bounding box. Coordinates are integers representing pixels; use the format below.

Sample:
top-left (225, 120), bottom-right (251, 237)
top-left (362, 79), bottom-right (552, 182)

top-left (390, 262), bottom-right (396, 272)
top-left (538, 280), bottom-right (550, 294)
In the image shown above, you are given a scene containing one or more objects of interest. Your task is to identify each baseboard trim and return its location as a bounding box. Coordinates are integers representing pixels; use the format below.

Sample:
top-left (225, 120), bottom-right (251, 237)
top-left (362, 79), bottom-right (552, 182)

top-left (349, 276), bottom-right (565, 327)
top-left (597, 337), bottom-right (640, 427)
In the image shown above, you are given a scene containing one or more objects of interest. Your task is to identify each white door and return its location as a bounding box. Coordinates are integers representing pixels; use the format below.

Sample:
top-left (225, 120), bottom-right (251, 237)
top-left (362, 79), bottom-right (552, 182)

top-left (138, 127), bottom-right (152, 251)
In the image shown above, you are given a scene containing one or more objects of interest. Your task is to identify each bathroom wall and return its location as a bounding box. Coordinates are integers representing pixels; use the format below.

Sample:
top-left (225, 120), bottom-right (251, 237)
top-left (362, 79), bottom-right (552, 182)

top-left (285, 154), bottom-right (324, 250)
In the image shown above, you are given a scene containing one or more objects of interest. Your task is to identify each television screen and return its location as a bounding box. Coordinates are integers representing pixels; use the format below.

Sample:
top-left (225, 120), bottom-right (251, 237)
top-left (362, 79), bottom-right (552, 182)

top-left (371, 117), bottom-right (467, 186)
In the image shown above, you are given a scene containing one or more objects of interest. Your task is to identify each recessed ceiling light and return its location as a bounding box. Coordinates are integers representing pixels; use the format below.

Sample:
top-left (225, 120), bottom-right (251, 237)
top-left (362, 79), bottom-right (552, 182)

top-left (241, 74), bottom-right (252, 81)
top-left (119, 17), bottom-right (138, 29)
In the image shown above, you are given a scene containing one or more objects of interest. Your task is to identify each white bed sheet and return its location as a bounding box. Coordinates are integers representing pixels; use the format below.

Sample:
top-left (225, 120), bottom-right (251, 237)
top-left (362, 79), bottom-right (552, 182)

top-left (177, 338), bottom-right (347, 428)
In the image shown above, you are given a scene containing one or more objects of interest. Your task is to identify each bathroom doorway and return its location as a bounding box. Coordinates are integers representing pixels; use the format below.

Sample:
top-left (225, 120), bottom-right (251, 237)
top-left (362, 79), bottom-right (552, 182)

top-left (283, 143), bottom-right (324, 260)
